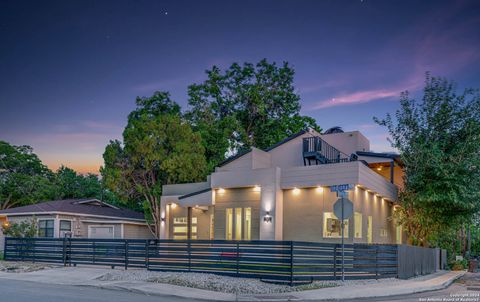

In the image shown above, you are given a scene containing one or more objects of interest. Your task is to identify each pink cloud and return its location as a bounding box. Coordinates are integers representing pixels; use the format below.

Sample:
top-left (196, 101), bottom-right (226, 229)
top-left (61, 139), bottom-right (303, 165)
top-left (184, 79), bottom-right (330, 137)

top-left (312, 89), bottom-right (400, 110)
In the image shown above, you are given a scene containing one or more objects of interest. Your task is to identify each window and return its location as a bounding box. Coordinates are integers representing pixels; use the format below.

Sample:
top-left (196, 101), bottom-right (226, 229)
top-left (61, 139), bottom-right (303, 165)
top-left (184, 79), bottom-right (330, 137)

top-left (323, 212), bottom-right (348, 238)
top-left (367, 216), bottom-right (373, 243)
top-left (354, 212), bottom-right (362, 238)
top-left (244, 208), bottom-right (251, 240)
top-left (226, 208), bottom-right (233, 240)
top-left (209, 214), bottom-right (214, 240)
top-left (173, 216), bottom-right (197, 239)
top-left (235, 208), bottom-right (242, 240)
top-left (60, 220), bottom-right (71, 232)
top-left (38, 219), bottom-right (54, 237)
top-left (396, 225), bottom-right (402, 244)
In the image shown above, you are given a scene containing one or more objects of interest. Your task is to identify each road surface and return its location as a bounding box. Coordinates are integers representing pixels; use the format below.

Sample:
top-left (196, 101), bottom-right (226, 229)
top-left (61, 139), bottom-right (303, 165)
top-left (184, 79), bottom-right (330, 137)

top-left (331, 272), bottom-right (479, 302)
top-left (0, 279), bottom-right (197, 302)
top-left (0, 272), bottom-right (477, 302)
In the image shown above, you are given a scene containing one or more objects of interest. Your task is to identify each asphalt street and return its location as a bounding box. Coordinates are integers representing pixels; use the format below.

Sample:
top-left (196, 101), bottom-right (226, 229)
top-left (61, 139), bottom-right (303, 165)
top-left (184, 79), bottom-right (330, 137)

top-left (0, 279), bottom-right (198, 302)
top-left (330, 272), bottom-right (480, 302)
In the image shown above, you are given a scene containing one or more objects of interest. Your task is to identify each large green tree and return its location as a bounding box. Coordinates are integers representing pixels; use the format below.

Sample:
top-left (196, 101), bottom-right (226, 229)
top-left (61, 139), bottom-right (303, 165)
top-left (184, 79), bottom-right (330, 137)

top-left (0, 141), bottom-right (57, 209)
top-left (375, 74), bottom-right (480, 246)
top-left (186, 59), bottom-right (321, 170)
top-left (101, 93), bottom-right (207, 237)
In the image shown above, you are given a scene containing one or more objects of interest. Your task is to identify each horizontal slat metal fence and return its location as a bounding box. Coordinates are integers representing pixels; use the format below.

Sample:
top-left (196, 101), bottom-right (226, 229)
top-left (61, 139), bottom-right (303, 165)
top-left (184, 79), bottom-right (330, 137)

top-left (4, 238), bottom-right (400, 283)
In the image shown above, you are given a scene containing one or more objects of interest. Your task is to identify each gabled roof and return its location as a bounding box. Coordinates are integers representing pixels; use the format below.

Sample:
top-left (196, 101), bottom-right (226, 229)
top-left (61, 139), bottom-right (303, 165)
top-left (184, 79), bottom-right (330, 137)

top-left (218, 129), bottom-right (309, 167)
top-left (0, 198), bottom-right (145, 221)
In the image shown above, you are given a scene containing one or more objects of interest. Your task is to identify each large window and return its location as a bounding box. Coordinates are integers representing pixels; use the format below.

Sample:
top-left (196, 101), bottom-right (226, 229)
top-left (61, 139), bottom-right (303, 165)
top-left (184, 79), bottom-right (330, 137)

top-left (323, 212), bottom-right (348, 238)
top-left (38, 219), bottom-right (54, 237)
top-left (235, 208), bottom-right (242, 240)
top-left (396, 225), bottom-right (402, 244)
top-left (226, 208), bottom-right (233, 240)
top-left (173, 216), bottom-right (197, 239)
top-left (225, 207), bottom-right (252, 240)
top-left (354, 212), bottom-right (362, 238)
top-left (244, 208), bottom-right (251, 240)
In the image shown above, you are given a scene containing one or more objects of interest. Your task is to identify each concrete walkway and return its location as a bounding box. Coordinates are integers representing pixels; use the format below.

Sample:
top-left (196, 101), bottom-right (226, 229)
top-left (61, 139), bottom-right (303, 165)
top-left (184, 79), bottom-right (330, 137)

top-left (0, 267), bottom-right (465, 301)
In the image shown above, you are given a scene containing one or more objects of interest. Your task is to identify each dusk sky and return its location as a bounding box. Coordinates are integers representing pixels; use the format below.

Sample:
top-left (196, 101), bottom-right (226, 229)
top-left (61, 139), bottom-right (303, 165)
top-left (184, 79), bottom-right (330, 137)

top-left (1, 0), bottom-right (479, 174)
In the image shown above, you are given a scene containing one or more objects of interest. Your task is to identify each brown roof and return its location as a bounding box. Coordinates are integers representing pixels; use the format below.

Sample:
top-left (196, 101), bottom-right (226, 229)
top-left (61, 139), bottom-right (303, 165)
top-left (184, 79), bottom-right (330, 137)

top-left (0, 198), bottom-right (145, 221)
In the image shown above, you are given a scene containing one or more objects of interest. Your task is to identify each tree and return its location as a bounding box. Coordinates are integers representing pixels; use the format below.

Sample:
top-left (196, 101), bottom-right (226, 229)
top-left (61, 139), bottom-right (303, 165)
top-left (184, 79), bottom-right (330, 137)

top-left (0, 141), bottom-right (58, 209)
top-left (186, 59), bottom-right (321, 170)
top-left (55, 166), bottom-right (103, 200)
top-left (375, 74), bottom-right (480, 246)
top-left (101, 94), bottom-right (207, 237)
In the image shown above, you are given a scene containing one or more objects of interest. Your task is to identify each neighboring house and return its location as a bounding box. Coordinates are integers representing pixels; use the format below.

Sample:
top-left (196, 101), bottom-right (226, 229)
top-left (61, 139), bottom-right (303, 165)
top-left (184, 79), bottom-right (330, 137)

top-left (0, 198), bottom-right (154, 250)
top-left (160, 128), bottom-right (405, 244)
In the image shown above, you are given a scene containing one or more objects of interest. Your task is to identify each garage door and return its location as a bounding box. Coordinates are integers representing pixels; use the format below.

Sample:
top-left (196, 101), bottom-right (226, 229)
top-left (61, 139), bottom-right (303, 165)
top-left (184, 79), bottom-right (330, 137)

top-left (88, 226), bottom-right (114, 239)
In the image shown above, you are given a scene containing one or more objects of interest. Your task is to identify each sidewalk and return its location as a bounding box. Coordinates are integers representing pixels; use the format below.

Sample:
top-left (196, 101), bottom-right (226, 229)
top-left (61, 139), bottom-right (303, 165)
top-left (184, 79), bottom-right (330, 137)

top-left (0, 266), bottom-right (465, 301)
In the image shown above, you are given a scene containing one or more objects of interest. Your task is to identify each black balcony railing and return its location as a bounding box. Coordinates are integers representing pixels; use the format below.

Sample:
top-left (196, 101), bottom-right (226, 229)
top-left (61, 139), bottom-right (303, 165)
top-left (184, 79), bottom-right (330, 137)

top-left (302, 136), bottom-right (358, 165)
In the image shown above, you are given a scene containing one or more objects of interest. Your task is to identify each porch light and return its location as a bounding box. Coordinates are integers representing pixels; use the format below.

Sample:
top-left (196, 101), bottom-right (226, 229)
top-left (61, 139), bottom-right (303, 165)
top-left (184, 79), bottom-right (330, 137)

top-left (263, 211), bottom-right (273, 223)
top-left (253, 185), bottom-right (261, 192)
top-left (315, 186), bottom-right (323, 193)
top-left (292, 187), bottom-right (300, 195)
top-left (218, 188), bottom-right (225, 194)
top-left (170, 203), bottom-right (177, 209)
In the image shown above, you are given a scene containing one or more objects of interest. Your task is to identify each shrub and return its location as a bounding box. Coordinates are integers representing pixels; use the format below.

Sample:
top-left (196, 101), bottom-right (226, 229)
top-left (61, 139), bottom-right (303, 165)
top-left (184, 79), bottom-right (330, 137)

top-left (449, 259), bottom-right (467, 270)
top-left (2, 219), bottom-right (37, 238)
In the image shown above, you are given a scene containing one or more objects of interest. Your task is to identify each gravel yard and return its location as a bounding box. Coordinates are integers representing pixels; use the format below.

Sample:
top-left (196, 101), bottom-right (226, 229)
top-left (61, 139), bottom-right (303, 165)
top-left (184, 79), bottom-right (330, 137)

top-left (97, 270), bottom-right (401, 294)
top-left (0, 261), bottom-right (58, 273)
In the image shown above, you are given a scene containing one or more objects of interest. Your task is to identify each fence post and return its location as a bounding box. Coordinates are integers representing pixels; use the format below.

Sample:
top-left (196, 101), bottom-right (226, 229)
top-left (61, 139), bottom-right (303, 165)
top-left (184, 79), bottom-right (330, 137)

top-left (145, 240), bottom-right (150, 270)
top-left (290, 241), bottom-right (294, 286)
top-left (93, 241), bottom-right (96, 264)
top-left (124, 240), bottom-right (129, 270)
top-left (236, 242), bottom-right (240, 276)
top-left (3, 238), bottom-right (7, 261)
top-left (188, 239), bottom-right (191, 272)
top-left (375, 245), bottom-right (378, 279)
top-left (333, 244), bottom-right (337, 280)
top-left (62, 237), bottom-right (67, 266)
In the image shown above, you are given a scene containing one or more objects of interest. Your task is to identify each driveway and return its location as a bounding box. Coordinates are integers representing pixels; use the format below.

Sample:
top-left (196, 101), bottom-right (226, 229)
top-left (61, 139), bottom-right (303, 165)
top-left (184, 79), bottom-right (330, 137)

top-left (0, 279), bottom-right (198, 302)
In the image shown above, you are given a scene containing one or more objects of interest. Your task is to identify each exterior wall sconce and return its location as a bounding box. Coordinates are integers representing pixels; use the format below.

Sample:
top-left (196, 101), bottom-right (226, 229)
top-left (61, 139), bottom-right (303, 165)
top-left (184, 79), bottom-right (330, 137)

top-left (292, 187), bottom-right (300, 195)
top-left (263, 211), bottom-right (273, 223)
top-left (160, 216), bottom-right (166, 223)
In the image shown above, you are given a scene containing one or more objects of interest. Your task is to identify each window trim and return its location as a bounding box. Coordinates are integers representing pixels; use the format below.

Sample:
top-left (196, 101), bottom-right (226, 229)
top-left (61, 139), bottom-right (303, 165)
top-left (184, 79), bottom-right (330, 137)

top-left (38, 219), bottom-right (55, 238)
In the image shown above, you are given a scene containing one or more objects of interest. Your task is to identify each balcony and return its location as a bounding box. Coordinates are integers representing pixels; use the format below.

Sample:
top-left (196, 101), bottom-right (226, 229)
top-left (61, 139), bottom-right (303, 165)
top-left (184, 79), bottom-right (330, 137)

top-left (302, 136), bottom-right (358, 166)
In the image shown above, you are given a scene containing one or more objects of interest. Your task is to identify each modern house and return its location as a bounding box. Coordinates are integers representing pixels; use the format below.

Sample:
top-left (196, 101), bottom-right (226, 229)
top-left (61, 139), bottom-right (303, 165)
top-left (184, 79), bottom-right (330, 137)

top-left (160, 128), bottom-right (405, 244)
top-left (0, 198), bottom-right (153, 250)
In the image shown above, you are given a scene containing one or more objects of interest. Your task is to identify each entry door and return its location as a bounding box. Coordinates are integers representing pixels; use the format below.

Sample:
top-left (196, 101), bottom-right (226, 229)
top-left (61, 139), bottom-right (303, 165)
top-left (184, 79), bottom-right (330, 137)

top-left (367, 216), bottom-right (373, 244)
top-left (89, 226), bottom-right (114, 239)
